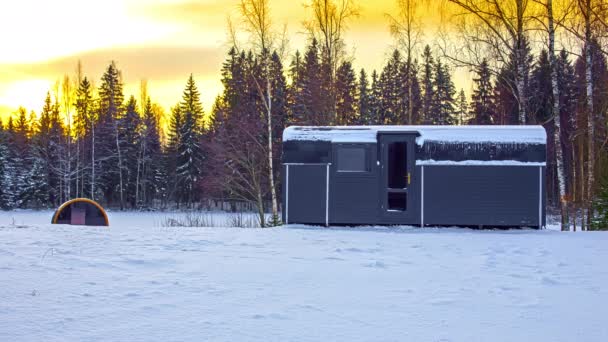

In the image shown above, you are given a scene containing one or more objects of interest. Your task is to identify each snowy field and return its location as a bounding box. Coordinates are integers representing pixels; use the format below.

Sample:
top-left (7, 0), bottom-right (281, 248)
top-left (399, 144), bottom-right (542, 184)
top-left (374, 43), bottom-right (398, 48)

top-left (1, 211), bottom-right (608, 342)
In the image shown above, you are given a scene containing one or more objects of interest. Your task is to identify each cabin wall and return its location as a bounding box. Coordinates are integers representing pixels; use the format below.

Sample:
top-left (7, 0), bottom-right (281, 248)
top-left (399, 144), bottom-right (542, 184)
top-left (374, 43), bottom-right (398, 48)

top-left (329, 144), bottom-right (381, 225)
top-left (420, 165), bottom-right (545, 227)
top-left (283, 164), bottom-right (328, 225)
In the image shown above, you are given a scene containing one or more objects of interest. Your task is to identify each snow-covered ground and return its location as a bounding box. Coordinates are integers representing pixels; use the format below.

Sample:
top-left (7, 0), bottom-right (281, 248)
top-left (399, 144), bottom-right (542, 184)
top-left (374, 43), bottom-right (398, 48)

top-left (1, 210), bottom-right (607, 342)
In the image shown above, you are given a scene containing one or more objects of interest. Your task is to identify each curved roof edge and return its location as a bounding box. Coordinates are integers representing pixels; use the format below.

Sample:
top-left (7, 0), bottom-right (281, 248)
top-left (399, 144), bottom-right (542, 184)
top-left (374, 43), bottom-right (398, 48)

top-left (283, 125), bottom-right (547, 146)
top-left (52, 198), bottom-right (109, 226)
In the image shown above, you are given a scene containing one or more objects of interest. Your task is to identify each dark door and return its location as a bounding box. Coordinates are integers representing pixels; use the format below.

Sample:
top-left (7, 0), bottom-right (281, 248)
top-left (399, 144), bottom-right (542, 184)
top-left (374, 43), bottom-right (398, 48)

top-left (379, 134), bottom-right (416, 222)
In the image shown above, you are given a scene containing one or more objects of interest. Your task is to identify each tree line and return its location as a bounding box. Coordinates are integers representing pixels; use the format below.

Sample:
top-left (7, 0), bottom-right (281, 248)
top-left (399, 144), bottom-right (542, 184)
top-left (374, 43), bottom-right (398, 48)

top-left (1, 0), bottom-right (607, 229)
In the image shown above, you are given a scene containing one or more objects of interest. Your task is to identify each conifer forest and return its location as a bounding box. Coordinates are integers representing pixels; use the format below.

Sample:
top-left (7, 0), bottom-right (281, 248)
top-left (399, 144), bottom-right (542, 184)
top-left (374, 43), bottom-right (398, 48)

top-left (1, 0), bottom-right (608, 230)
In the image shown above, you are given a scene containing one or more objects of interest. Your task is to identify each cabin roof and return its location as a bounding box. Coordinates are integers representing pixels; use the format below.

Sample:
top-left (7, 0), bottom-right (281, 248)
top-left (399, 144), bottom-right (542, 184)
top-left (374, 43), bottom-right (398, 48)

top-left (283, 125), bottom-right (547, 146)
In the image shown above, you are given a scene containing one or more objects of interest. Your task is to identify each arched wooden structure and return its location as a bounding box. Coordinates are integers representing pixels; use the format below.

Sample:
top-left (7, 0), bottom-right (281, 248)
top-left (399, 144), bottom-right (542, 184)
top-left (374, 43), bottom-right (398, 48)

top-left (52, 198), bottom-right (109, 226)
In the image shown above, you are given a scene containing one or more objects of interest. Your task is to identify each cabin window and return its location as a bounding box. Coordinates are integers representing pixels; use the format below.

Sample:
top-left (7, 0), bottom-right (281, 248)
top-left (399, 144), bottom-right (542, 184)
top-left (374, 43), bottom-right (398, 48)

top-left (388, 142), bottom-right (408, 188)
top-left (388, 192), bottom-right (407, 211)
top-left (337, 146), bottom-right (369, 172)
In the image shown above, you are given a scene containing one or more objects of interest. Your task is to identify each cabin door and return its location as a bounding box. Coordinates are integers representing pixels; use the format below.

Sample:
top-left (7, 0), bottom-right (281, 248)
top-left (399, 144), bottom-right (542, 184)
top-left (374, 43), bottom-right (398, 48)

top-left (380, 134), bottom-right (416, 222)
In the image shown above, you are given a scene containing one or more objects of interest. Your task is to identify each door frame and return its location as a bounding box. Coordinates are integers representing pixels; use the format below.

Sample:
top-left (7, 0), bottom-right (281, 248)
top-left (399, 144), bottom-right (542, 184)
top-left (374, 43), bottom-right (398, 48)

top-left (378, 133), bottom-right (417, 222)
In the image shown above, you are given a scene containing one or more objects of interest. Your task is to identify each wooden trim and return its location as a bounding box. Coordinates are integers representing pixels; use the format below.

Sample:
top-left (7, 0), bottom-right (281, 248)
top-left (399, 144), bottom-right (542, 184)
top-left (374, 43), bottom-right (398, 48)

top-left (52, 198), bottom-right (109, 226)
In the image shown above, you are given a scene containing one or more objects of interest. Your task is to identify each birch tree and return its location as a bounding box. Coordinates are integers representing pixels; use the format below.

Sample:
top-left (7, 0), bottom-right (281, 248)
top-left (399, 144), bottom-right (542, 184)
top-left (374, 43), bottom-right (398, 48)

top-left (304, 0), bottom-right (359, 124)
top-left (446, 0), bottom-right (534, 124)
top-left (557, 0), bottom-right (607, 228)
top-left (386, 0), bottom-right (423, 124)
top-left (534, 0), bottom-right (573, 230)
top-left (236, 0), bottom-right (282, 226)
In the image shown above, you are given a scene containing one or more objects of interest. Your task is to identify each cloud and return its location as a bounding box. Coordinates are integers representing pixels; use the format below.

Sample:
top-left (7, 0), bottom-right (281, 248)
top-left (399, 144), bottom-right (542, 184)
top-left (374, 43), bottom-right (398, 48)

top-left (137, 0), bottom-right (238, 30)
top-left (1, 45), bottom-right (225, 83)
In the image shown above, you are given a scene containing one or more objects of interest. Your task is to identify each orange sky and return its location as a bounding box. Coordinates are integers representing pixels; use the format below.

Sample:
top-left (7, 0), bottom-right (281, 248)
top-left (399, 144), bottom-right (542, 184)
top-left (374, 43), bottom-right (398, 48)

top-left (0, 0), bottom-right (471, 121)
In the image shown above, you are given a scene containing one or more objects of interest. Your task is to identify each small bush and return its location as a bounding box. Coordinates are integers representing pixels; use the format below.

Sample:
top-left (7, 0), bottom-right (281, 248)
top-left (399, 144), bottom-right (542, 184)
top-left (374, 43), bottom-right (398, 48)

top-left (161, 212), bottom-right (265, 228)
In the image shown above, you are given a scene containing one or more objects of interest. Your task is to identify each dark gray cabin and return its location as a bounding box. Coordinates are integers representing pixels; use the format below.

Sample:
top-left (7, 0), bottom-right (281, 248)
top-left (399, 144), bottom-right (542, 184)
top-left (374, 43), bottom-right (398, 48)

top-left (281, 125), bottom-right (547, 228)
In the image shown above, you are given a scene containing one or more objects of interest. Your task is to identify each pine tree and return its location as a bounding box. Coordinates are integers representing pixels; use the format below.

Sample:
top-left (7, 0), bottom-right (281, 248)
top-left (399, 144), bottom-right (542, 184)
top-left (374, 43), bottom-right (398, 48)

top-left (399, 59), bottom-right (422, 124)
top-left (30, 93), bottom-right (54, 205)
top-left (165, 104), bottom-right (182, 206)
top-left (358, 68), bottom-right (372, 125)
top-left (11, 107), bottom-right (31, 207)
top-left (287, 50), bottom-right (304, 125)
top-left (121, 96), bottom-right (142, 208)
top-left (97, 61), bottom-right (125, 206)
top-left (74, 77), bottom-right (95, 199)
top-left (378, 50), bottom-right (402, 124)
top-left (455, 89), bottom-right (469, 125)
top-left (493, 39), bottom-right (533, 125)
top-left (48, 97), bottom-right (66, 205)
top-left (529, 50), bottom-right (553, 124)
top-left (140, 98), bottom-right (162, 206)
top-left (269, 51), bottom-right (288, 141)
top-left (369, 70), bottom-right (382, 125)
top-left (591, 157), bottom-right (608, 231)
top-left (421, 45), bottom-right (435, 123)
top-left (471, 59), bottom-right (496, 125)
top-left (335, 60), bottom-right (358, 125)
top-left (431, 59), bottom-right (456, 125)
top-left (296, 39), bottom-right (328, 125)
top-left (0, 121), bottom-right (11, 209)
top-left (177, 75), bottom-right (204, 206)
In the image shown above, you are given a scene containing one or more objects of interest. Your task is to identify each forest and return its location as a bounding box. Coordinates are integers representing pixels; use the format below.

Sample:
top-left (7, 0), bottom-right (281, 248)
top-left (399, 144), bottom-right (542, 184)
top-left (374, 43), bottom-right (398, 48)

top-left (0, 0), bottom-right (607, 230)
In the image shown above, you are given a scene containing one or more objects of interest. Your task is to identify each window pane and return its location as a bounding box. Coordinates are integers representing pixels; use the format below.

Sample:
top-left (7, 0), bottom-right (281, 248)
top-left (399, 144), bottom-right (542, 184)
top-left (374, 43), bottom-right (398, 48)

top-left (337, 147), bottom-right (367, 172)
top-left (388, 192), bottom-right (407, 211)
top-left (388, 142), bottom-right (407, 188)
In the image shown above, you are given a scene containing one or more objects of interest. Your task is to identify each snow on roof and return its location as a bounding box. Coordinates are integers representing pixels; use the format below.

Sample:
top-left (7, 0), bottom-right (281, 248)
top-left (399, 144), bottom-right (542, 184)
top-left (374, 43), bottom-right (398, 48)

top-left (416, 159), bottom-right (546, 166)
top-left (283, 125), bottom-right (547, 145)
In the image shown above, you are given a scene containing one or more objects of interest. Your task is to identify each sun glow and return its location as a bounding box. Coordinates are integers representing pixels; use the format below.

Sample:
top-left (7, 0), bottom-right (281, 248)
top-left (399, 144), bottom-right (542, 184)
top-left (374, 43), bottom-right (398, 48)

top-left (0, 0), bottom-right (175, 64)
top-left (0, 0), bottom-right (461, 122)
top-left (0, 79), bottom-right (53, 117)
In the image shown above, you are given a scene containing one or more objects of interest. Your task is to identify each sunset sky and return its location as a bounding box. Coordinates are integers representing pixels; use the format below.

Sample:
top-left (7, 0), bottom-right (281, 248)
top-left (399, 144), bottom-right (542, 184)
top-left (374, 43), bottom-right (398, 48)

top-left (0, 0), bottom-right (469, 121)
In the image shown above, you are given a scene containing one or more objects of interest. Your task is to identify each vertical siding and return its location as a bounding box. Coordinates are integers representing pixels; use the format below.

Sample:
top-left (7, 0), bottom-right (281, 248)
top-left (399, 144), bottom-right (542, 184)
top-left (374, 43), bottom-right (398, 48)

top-left (422, 165), bottom-right (541, 227)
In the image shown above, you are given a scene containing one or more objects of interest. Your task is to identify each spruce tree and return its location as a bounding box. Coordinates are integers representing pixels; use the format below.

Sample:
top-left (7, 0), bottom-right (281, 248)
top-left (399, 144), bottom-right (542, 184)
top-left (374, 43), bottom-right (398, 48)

top-left (74, 77), bottom-right (95, 199)
top-left (529, 50), bottom-right (553, 124)
top-left (400, 59), bottom-right (422, 124)
top-left (471, 59), bottom-right (495, 125)
top-left (335, 60), bottom-right (358, 125)
top-left (432, 59), bottom-right (456, 125)
top-left (455, 89), bottom-right (469, 125)
top-left (166, 104), bottom-right (182, 206)
top-left (297, 39), bottom-right (326, 125)
top-left (140, 98), bottom-right (162, 206)
top-left (269, 51), bottom-right (288, 142)
top-left (10, 107), bottom-right (31, 207)
top-left (358, 68), bottom-right (371, 125)
top-left (378, 50), bottom-right (402, 124)
top-left (421, 45), bottom-right (435, 123)
top-left (494, 40), bottom-right (533, 125)
top-left (369, 70), bottom-right (382, 125)
top-left (97, 61), bottom-right (125, 206)
top-left (177, 75), bottom-right (204, 207)
top-left (287, 50), bottom-right (304, 125)
top-left (0, 121), bottom-right (10, 209)
top-left (121, 96), bottom-right (142, 207)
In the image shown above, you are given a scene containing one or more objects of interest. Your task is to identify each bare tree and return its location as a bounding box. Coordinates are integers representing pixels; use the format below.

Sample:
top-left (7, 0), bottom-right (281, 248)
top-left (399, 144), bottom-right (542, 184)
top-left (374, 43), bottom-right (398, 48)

top-left (236, 0), bottom-right (281, 225)
top-left (61, 75), bottom-right (74, 200)
top-left (207, 112), bottom-right (270, 227)
top-left (533, 0), bottom-right (574, 230)
top-left (556, 0), bottom-right (608, 228)
top-left (304, 0), bottom-right (359, 123)
top-left (445, 0), bottom-right (534, 124)
top-left (386, 0), bottom-right (423, 124)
